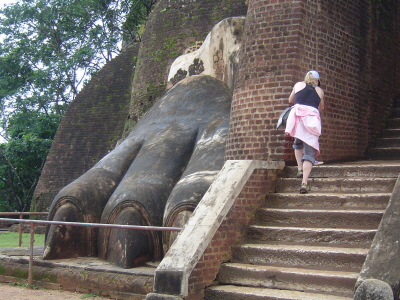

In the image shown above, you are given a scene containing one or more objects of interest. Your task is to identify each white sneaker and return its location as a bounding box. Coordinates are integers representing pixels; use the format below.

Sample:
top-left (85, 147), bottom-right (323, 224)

top-left (314, 160), bottom-right (324, 165)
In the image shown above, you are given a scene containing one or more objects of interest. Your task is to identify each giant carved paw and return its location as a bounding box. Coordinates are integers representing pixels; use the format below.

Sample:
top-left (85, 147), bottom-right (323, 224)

top-left (44, 75), bottom-right (231, 268)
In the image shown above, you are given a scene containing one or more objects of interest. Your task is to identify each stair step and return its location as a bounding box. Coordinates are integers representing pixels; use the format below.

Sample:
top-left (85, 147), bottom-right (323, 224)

top-left (206, 161), bottom-right (399, 300)
top-left (217, 263), bottom-right (358, 297)
top-left (277, 177), bottom-right (395, 193)
top-left (284, 161), bottom-right (400, 178)
top-left (205, 285), bottom-right (353, 300)
top-left (387, 118), bottom-right (400, 128)
top-left (375, 137), bottom-right (400, 147)
top-left (266, 192), bottom-right (390, 209)
top-left (231, 243), bottom-right (368, 270)
top-left (391, 108), bottom-right (400, 118)
top-left (381, 128), bottom-right (400, 138)
top-left (246, 225), bottom-right (376, 245)
top-left (255, 207), bottom-right (384, 228)
top-left (368, 147), bottom-right (400, 160)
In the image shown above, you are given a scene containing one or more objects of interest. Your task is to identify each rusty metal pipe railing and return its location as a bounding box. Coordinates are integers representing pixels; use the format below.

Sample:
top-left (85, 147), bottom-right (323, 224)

top-left (0, 217), bottom-right (182, 289)
top-left (0, 212), bottom-right (48, 247)
top-left (0, 218), bottom-right (181, 231)
top-left (28, 222), bottom-right (35, 289)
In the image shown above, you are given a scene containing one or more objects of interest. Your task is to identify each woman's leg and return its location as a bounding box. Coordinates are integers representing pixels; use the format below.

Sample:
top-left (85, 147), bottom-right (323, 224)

top-left (293, 138), bottom-right (304, 176)
top-left (300, 143), bottom-right (316, 194)
top-left (302, 160), bottom-right (313, 185)
top-left (295, 148), bottom-right (303, 171)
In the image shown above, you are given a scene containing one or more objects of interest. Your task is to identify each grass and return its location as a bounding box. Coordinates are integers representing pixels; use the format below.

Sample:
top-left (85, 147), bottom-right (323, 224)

top-left (7, 282), bottom-right (43, 290)
top-left (81, 294), bottom-right (101, 298)
top-left (0, 232), bottom-right (45, 247)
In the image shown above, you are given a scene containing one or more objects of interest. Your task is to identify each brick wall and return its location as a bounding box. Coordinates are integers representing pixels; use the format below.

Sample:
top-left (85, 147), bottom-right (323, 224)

top-left (225, 0), bottom-right (400, 163)
top-left (31, 45), bottom-right (139, 212)
top-left (367, 0), bottom-right (400, 146)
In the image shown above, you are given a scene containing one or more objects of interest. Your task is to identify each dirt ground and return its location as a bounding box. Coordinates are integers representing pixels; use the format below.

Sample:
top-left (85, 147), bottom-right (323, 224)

top-left (0, 283), bottom-right (111, 300)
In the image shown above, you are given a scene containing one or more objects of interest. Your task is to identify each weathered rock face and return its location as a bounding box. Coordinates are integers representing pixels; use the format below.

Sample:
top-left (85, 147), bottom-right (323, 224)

top-left (167, 17), bottom-right (246, 90)
top-left (354, 279), bottom-right (394, 300)
top-left (44, 74), bottom-right (232, 267)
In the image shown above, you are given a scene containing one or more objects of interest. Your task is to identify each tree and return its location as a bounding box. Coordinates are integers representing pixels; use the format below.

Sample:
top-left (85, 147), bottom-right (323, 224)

top-left (0, 0), bottom-right (155, 121)
top-left (0, 0), bottom-right (156, 211)
top-left (0, 111), bottom-right (60, 212)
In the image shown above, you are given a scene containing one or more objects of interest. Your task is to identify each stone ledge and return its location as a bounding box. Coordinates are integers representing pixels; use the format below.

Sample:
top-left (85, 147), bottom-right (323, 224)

top-left (0, 247), bottom-right (155, 300)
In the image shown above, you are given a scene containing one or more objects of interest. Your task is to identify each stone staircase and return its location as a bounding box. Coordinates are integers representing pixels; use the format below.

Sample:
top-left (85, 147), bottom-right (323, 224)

top-left (368, 99), bottom-right (400, 159)
top-left (204, 160), bottom-right (400, 300)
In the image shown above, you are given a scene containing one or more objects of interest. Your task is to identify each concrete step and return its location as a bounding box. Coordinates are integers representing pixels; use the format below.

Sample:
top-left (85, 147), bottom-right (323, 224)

top-left (375, 137), bottom-right (400, 147)
top-left (387, 118), bottom-right (400, 128)
top-left (205, 285), bottom-right (353, 300)
top-left (276, 177), bottom-right (396, 193)
top-left (255, 207), bottom-right (384, 228)
top-left (266, 192), bottom-right (390, 209)
top-left (283, 161), bottom-right (400, 178)
top-left (231, 243), bottom-right (368, 270)
top-left (205, 160), bottom-right (400, 300)
top-left (391, 108), bottom-right (400, 118)
top-left (216, 263), bottom-right (358, 297)
top-left (381, 128), bottom-right (400, 138)
top-left (246, 225), bottom-right (376, 245)
top-left (368, 147), bottom-right (400, 160)
top-left (367, 115), bottom-right (400, 159)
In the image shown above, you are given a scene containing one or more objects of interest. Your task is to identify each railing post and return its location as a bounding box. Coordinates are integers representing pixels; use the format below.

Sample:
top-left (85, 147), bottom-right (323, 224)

top-left (18, 213), bottom-right (23, 247)
top-left (28, 221), bottom-right (35, 289)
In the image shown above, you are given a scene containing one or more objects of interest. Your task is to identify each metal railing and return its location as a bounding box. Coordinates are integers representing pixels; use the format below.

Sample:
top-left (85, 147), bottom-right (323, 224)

top-left (0, 212), bottom-right (48, 247)
top-left (0, 216), bottom-right (181, 289)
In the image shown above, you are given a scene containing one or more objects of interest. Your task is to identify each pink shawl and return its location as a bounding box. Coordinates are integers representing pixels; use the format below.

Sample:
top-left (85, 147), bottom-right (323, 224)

top-left (285, 104), bottom-right (321, 156)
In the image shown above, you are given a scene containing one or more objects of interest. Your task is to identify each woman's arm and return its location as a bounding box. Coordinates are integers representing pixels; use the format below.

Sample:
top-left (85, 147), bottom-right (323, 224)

top-left (289, 87), bottom-right (296, 105)
top-left (289, 82), bottom-right (306, 105)
top-left (317, 87), bottom-right (325, 112)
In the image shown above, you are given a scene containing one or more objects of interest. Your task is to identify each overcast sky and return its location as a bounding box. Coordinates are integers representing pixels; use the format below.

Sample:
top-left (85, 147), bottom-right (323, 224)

top-left (0, 0), bottom-right (17, 9)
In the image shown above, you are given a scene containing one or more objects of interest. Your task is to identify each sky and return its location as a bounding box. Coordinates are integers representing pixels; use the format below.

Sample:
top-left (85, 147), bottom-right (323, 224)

top-left (0, 0), bottom-right (17, 7)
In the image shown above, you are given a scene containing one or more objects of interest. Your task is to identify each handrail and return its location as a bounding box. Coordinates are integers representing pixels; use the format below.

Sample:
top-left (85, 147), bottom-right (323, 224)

top-left (0, 218), bottom-right (182, 232)
top-left (0, 217), bottom-right (181, 289)
top-left (147, 160), bottom-right (285, 299)
top-left (0, 212), bottom-right (48, 247)
top-left (0, 213), bottom-right (48, 216)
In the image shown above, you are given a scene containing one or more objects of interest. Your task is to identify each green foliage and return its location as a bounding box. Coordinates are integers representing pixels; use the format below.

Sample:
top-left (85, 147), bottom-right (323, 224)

top-left (123, 0), bottom-right (156, 42)
top-left (7, 282), bottom-right (43, 290)
top-left (7, 110), bottom-right (63, 139)
top-left (0, 0), bottom-right (155, 116)
top-left (81, 293), bottom-right (101, 298)
top-left (0, 111), bottom-right (59, 212)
